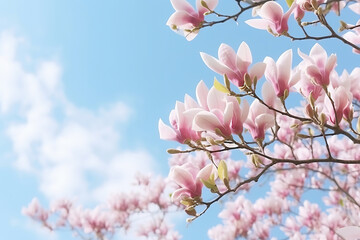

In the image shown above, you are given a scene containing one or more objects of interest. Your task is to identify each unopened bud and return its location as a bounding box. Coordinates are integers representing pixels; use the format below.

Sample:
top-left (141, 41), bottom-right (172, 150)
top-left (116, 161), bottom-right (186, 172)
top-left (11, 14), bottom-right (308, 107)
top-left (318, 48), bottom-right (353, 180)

top-left (306, 104), bottom-right (314, 119)
top-left (319, 113), bottom-right (327, 126)
top-left (308, 128), bottom-right (314, 137)
top-left (218, 160), bottom-right (229, 188)
top-left (224, 74), bottom-right (231, 91)
top-left (185, 207), bottom-right (197, 216)
top-left (251, 154), bottom-right (262, 168)
top-left (201, 0), bottom-right (209, 9)
top-left (253, 76), bottom-right (258, 89)
top-left (339, 21), bottom-right (348, 32)
top-left (297, 133), bottom-right (309, 139)
top-left (206, 136), bottom-right (217, 145)
top-left (167, 149), bottom-right (182, 154)
top-left (283, 89), bottom-right (289, 100)
top-left (244, 73), bottom-right (252, 88)
top-left (215, 128), bottom-right (226, 138)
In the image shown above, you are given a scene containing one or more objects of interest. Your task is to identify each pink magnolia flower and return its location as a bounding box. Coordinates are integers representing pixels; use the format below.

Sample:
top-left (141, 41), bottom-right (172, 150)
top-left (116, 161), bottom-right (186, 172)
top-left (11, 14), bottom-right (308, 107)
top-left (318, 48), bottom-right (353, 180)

top-left (298, 43), bottom-right (337, 87)
top-left (337, 226), bottom-right (360, 240)
top-left (323, 86), bottom-right (352, 125)
top-left (169, 163), bottom-right (215, 201)
top-left (159, 81), bottom-right (209, 143)
top-left (200, 42), bottom-right (266, 87)
top-left (193, 87), bottom-right (249, 137)
top-left (343, 20), bottom-right (360, 54)
top-left (245, 2), bottom-right (297, 35)
top-left (264, 49), bottom-right (300, 98)
top-left (159, 101), bottom-right (202, 143)
top-left (167, 0), bottom-right (218, 41)
top-left (244, 99), bottom-right (275, 141)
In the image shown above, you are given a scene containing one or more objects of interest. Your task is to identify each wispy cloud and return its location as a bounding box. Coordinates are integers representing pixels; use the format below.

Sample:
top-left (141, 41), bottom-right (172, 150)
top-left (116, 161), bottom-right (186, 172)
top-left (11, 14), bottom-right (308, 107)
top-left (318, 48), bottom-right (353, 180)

top-left (0, 31), bottom-right (156, 202)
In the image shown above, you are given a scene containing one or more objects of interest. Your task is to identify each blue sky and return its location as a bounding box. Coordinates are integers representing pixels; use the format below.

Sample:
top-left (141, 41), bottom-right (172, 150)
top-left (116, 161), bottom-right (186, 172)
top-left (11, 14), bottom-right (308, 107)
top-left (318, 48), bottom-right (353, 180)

top-left (0, 1), bottom-right (359, 239)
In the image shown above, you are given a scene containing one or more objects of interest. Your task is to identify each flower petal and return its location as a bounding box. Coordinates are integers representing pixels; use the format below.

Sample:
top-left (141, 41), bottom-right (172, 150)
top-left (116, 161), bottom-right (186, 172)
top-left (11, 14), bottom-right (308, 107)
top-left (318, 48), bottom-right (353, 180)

top-left (171, 0), bottom-right (195, 12)
top-left (259, 1), bottom-right (283, 22)
top-left (159, 119), bottom-right (177, 141)
top-left (249, 62), bottom-right (266, 80)
top-left (336, 226), bottom-right (360, 240)
top-left (200, 52), bottom-right (233, 75)
top-left (245, 19), bottom-right (271, 30)
top-left (218, 43), bottom-right (237, 71)
top-left (196, 80), bottom-right (209, 109)
top-left (193, 111), bottom-right (222, 132)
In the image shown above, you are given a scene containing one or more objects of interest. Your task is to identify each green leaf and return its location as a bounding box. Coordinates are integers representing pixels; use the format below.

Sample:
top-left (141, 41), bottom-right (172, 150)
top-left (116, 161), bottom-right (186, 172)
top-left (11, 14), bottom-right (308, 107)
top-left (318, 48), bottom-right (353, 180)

top-left (214, 77), bottom-right (230, 94)
top-left (286, 0), bottom-right (294, 7)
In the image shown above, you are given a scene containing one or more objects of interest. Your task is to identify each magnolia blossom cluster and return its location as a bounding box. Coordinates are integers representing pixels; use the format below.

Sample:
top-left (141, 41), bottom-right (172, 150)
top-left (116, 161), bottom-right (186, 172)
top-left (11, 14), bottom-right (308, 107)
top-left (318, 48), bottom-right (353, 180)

top-left (159, 41), bottom-right (360, 239)
top-left (167, 0), bottom-right (360, 54)
top-left (23, 173), bottom-right (181, 240)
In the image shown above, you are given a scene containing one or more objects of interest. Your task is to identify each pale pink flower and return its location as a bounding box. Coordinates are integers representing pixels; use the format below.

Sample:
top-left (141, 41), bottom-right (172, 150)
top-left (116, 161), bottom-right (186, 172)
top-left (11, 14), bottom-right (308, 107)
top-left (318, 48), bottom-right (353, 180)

top-left (297, 201), bottom-right (321, 228)
top-left (298, 43), bottom-right (337, 86)
top-left (169, 165), bottom-right (203, 201)
top-left (343, 20), bottom-right (360, 54)
top-left (244, 99), bottom-right (275, 141)
top-left (245, 2), bottom-right (297, 35)
top-left (200, 42), bottom-right (266, 87)
top-left (323, 86), bottom-right (352, 125)
top-left (337, 226), bottom-right (360, 240)
top-left (167, 0), bottom-right (218, 41)
top-left (264, 49), bottom-right (300, 98)
top-left (22, 198), bottom-right (49, 222)
top-left (159, 81), bottom-right (209, 143)
top-left (159, 101), bottom-right (202, 143)
top-left (193, 87), bottom-right (249, 137)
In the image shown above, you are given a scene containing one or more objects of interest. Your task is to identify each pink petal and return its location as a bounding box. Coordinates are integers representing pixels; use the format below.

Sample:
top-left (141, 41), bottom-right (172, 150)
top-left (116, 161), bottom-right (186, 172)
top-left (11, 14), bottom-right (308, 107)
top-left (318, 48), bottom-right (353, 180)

top-left (264, 56), bottom-right (278, 86)
top-left (171, 188), bottom-right (190, 201)
top-left (197, 0), bottom-right (218, 15)
top-left (245, 19), bottom-right (271, 30)
top-left (218, 43), bottom-right (237, 71)
top-left (309, 43), bottom-right (327, 68)
top-left (336, 226), bottom-right (360, 240)
top-left (207, 87), bottom-right (227, 111)
top-left (193, 111), bottom-right (222, 131)
top-left (200, 52), bottom-right (233, 75)
top-left (249, 62), bottom-right (266, 80)
top-left (298, 48), bottom-right (313, 63)
top-left (259, 1), bottom-right (283, 22)
top-left (240, 99), bottom-right (250, 123)
top-left (255, 113), bottom-right (275, 129)
top-left (325, 54), bottom-right (337, 76)
top-left (171, 0), bottom-right (195, 13)
top-left (185, 30), bottom-right (199, 41)
top-left (223, 102), bottom-right (234, 127)
top-left (158, 119), bottom-right (177, 141)
top-left (170, 166), bottom-right (195, 189)
top-left (176, 101), bottom-right (186, 128)
top-left (236, 42), bottom-right (252, 72)
top-left (196, 80), bottom-right (209, 109)
top-left (166, 11), bottom-right (197, 27)
top-left (276, 49), bottom-right (292, 87)
top-left (184, 94), bottom-right (199, 109)
top-left (262, 81), bottom-right (277, 106)
top-left (196, 164), bottom-right (217, 181)
top-left (307, 65), bottom-right (323, 85)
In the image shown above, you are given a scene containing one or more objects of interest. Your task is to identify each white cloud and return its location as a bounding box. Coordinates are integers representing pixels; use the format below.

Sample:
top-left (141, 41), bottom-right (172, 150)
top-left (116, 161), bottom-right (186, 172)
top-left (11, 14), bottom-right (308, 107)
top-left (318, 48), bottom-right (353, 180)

top-left (0, 30), bottom-right (156, 202)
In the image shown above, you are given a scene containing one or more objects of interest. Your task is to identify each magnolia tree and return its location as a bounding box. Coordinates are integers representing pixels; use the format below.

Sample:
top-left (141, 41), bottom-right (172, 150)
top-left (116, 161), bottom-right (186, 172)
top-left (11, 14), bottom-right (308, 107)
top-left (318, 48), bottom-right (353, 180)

top-left (23, 0), bottom-right (360, 239)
